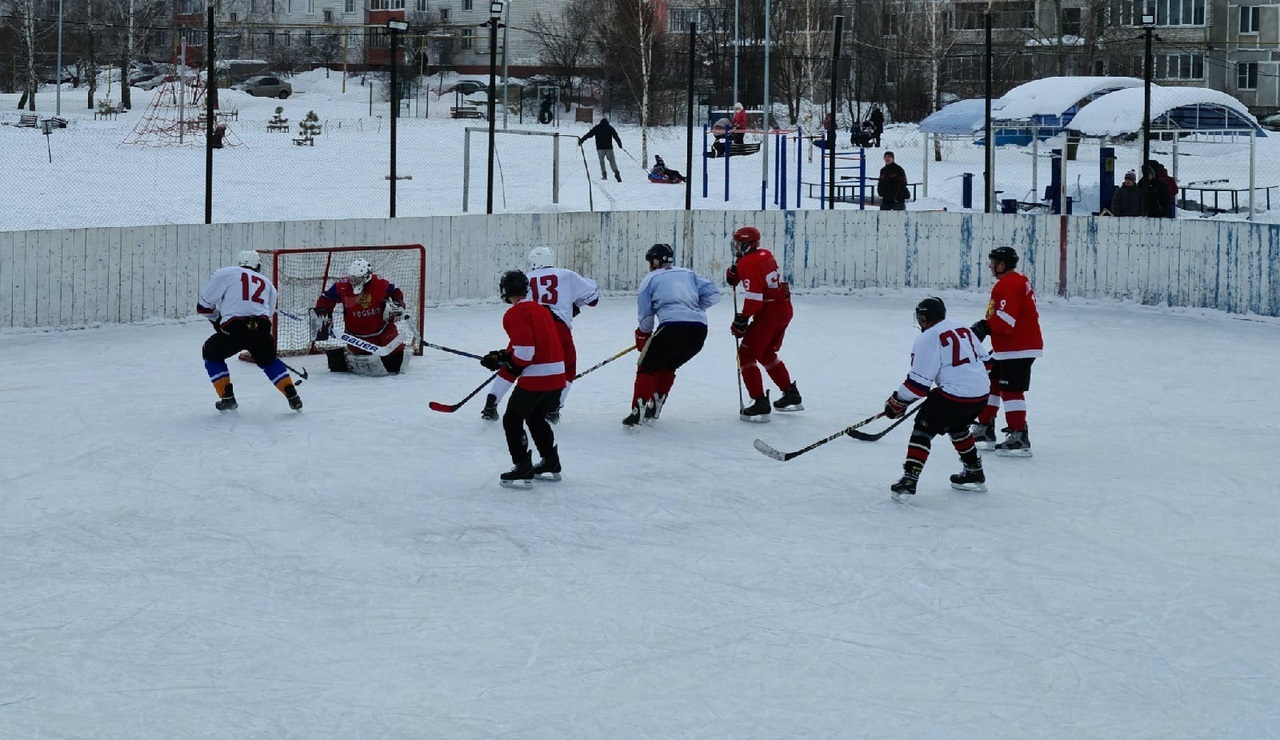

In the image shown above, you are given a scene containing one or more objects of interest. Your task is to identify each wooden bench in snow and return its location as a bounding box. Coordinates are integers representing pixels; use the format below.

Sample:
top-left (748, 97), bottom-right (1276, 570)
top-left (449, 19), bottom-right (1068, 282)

top-left (707, 141), bottom-right (761, 158)
top-left (450, 106), bottom-right (485, 120)
top-left (16, 113), bottom-right (38, 128)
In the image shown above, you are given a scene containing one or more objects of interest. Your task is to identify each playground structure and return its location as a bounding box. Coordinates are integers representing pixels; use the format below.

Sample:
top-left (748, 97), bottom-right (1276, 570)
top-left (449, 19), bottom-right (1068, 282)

top-left (700, 124), bottom-right (875, 210)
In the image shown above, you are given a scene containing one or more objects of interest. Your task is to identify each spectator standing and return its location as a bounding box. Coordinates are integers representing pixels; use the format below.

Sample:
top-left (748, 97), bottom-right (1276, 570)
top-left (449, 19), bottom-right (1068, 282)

top-left (877, 151), bottom-right (909, 211)
top-left (579, 117), bottom-right (624, 182)
top-left (1107, 170), bottom-right (1142, 216)
top-left (1140, 162), bottom-right (1172, 218)
top-left (869, 105), bottom-right (885, 148)
top-left (730, 102), bottom-right (748, 145)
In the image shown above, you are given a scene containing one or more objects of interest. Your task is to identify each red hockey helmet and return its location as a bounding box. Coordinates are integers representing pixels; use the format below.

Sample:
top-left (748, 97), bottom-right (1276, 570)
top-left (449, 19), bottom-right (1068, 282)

top-left (731, 226), bottom-right (760, 257)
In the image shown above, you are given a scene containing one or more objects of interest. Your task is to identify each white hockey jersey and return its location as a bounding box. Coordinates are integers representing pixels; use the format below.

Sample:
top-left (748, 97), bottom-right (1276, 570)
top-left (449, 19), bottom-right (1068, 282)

top-left (197, 266), bottom-right (278, 323)
top-left (897, 318), bottom-right (991, 402)
top-left (526, 267), bottom-right (600, 329)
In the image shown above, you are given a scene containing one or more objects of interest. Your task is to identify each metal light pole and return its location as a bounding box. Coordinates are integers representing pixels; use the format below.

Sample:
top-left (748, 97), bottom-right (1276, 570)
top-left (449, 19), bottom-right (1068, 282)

top-left (733, 0), bottom-right (740, 105)
top-left (486, 1), bottom-right (503, 214)
top-left (389, 20), bottom-right (408, 218)
top-left (502, 0), bottom-right (510, 129)
top-left (827, 15), bottom-right (844, 210)
top-left (55, 0), bottom-right (64, 115)
top-left (1142, 11), bottom-right (1155, 170)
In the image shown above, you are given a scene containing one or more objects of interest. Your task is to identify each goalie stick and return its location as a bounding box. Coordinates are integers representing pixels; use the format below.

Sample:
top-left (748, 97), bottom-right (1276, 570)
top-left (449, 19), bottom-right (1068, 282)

top-left (844, 404), bottom-right (922, 441)
top-left (428, 371), bottom-right (500, 413)
top-left (339, 331), bottom-right (404, 357)
top-left (752, 403), bottom-right (921, 462)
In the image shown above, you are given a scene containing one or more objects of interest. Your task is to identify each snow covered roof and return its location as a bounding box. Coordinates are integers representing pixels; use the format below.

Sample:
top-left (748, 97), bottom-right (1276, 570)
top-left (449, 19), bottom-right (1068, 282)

top-left (991, 76), bottom-right (1144, 121)
top-left (1067, 86), bottom-right (1266, 136)
top-left (919, 98), bottom-right (987, 135)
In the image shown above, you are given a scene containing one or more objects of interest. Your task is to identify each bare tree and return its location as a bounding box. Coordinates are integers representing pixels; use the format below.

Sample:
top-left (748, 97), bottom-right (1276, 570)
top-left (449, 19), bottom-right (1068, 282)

top-left (529, 0), bottom-right (598, 109)
top-left (596, 0), bottom-right (663, 165)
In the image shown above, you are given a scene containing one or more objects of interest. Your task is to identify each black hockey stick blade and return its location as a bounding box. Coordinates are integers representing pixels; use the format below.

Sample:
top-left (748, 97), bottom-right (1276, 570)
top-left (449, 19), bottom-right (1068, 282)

top-left (283, 361), bottom-right (309, 386)
top-left (429, 371), bottom-right (500, 413)
top-left (844, 403), bottom-right (921, 441)
top-left (753, 411), bottom-right (887, 462)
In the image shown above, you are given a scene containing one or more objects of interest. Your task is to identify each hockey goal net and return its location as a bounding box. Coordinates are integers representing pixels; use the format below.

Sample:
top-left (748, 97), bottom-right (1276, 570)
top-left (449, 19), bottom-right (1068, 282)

top-left (260, 244), bottom-right (426, 356)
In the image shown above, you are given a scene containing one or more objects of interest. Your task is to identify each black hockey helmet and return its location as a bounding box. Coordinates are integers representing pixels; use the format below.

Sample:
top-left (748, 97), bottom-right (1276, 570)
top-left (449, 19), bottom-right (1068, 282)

top-left (645, 243), bottom-right (675, 266)
top-left (499, 269), bottom-right (529, 300)
top-left (915, 296), bottom-right (946, 328)
top-left (989, 246), bottom-right (1019, 270)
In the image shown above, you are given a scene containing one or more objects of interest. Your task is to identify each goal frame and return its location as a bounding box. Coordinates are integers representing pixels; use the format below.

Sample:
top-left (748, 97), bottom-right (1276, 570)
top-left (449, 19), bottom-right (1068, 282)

top-left (259, 244), bottom-right (426, 356)
top-left (461, 127), bottom-right (562, 212)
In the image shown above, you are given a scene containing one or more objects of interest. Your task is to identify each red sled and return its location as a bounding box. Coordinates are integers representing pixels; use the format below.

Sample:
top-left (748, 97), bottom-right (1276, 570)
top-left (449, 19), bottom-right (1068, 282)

top-left (647, 173), bottom-right (684, 184)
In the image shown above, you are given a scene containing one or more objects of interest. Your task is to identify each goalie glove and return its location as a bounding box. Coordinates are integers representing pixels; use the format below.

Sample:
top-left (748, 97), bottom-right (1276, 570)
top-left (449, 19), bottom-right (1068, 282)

top-left (383, 300), bottom-right (407, 322)
top-left (309, 307), bottom-right (332, 341)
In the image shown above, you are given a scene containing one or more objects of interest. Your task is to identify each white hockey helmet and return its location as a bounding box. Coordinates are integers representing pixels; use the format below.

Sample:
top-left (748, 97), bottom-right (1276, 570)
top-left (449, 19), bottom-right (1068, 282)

top-left (529, 246), bottom-right (555, 270)
top-left (237, 250), bottom-right (261, 271)
top-left (349, 258), bottom-right (372, 293)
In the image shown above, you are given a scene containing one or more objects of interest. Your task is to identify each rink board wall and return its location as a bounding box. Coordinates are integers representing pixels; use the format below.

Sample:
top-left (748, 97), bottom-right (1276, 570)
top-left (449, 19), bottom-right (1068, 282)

top-left (2, 211), bottom-right (1278, 329)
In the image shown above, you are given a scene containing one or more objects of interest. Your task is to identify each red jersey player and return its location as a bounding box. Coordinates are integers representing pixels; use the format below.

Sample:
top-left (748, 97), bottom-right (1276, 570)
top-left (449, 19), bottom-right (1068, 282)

top-left (725, 225), bottom-right (802, 421)
top-left (481, 270), bottom-right (567, 488)
top-left (313, 258), bottom-right (409, 375)
top-left (969, 246), bottom-right (1044, 456)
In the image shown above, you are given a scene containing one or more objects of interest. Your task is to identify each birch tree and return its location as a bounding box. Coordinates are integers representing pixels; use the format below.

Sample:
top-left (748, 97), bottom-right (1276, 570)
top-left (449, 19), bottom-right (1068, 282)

top-left (597, 0), bottom-right (662, 165)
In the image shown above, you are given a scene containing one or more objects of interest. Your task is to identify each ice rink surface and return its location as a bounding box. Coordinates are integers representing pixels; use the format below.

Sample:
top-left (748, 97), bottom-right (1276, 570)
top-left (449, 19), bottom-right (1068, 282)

top-left (2, 289), bottom-right (1278, 739)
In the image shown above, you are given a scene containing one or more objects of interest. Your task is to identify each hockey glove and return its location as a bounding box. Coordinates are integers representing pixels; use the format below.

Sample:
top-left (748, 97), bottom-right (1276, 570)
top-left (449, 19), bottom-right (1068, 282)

top-left (480, 350), bottom-right (505, 371)
top-left (635, 329), bottom-right (651, 352)
top-left (970, 319), bottom-right (990, 341)
top-left (725, 264), bottom-right (740, 287)
top-left (498, 351), bottom-right (524, 377)
top-left (730, 314), bottom-right (750, 338)
top-left (884, 393), bottom-right (909, 419)
top-left (383, 300), bottom-right (406, 322)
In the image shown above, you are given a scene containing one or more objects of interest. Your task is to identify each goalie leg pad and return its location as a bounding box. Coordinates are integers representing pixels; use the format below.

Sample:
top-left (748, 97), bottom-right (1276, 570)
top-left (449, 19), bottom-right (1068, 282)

top-left (346, 351), bottom-right (389, 377)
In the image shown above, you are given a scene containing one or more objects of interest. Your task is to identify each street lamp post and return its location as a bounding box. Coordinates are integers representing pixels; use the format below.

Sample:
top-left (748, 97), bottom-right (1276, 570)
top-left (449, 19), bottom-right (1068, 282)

top-left (388, 19), bottom-right (408, 218)
top-left (55, 0), bottom-right (64, 116)
top-left (485, 1), bottom-right (503, 214)
top-left (1141, 10), bottom-right (1155, 170)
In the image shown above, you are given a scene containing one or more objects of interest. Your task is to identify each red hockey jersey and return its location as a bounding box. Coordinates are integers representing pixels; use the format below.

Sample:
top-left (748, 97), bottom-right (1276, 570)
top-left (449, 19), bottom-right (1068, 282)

top-left (732, 248), bottom-right (790, 319)
top-left (315, 275), bottom-right (404, 338)
top-left (985, 271), bottom-right (1043, 360)
top-left (501, 299), bottom-right (566, 392)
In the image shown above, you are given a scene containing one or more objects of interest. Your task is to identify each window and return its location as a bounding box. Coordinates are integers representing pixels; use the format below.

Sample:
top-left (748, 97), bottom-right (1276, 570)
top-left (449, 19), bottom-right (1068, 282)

top-left (440, 7), bottom-right (449, 21)
top-left (459, 26), bottom-right (473, 49)
top-left (1240, 5), bottom-right (1260, 33)
top-left (953, 2), bottom-right (1034, 30)
top-left (669, 8), bottom-right (707, 30)
top-left (417, 0), bottom-right (428, 9)
top-left (1159, 52), bottom-right (1203, 79)
top-left (266, 29), bottom-right (276, 45)
top-left (882, 9), bottom-right (899, 37)
top-left (305, 30), bottom-right (313, 45)
top-left (1152, 0), bottom-right (1205, 26)
top-left (323, 9), bottom-right (333, 22)
top-left (285, 0), bottom-right (292, 12)
top-left (345, 0), bottom-right (355, 11)
top-left (1062, 7), bottom-right (1082, 35)
top-left (463, 0), bottom-right (473, 10)
top-left (230, 11), bottom-right (238, 22)
top-left (885, 59), bottom-right (896, 86)
top-left (280, 30), bottom-right (291, 46)
top-left (307, 0), bottom-right (314, 12)
top-left (179, 27), bottom-right (203, 45)
top-left (1107, 0), bottom-right (1134, 26)
top-left (371, 29), bottom-right (390, 47)
top-left (1238, 61), bottom-right (1258, 89)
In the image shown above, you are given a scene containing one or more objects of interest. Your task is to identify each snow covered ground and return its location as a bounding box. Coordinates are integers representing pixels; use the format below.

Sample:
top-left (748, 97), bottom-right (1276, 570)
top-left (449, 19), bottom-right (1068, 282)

top-left (3, 289), bottom-right (1279, 739)
top-left (2, 68), bottom-right (1276, 231)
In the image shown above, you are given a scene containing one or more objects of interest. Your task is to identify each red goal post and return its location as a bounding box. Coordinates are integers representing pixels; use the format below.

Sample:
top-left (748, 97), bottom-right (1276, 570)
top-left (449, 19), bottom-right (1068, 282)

top-left (258, 244), bottom-right (426, 356)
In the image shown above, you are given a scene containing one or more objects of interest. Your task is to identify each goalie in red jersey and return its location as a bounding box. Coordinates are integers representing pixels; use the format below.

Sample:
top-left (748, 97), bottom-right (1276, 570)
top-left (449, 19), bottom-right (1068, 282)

top-left (311, 258), bottom-right (411, 375)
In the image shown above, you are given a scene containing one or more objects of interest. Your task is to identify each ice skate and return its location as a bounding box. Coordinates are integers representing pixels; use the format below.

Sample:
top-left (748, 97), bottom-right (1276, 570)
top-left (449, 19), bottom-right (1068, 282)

top-left (480, 394), bottom-right (499, 421)
top-left (545, 407), bottom-right (561, 425)
top-left (622, 401), bottom-right (648, 428)
top-left (531, 447), bottom-right (562, 482)
top-left (890, 472), bottom-right (919, 500)
top-left (740, 392), bottom-right (772, 423)
top-left (994, 428), bottom-right (1032, 458)
top-left (970, 422), bottom-right (997, 449)
top-left (215, 383), bottom-right (238, 412)
top-left (644, 393), bottom-right (665, 421)
top-left (499, 452), bottom-right (534, 489)
top-left (284, 385), bottom-right (303, 411)
top-left (773, 383), bottom-right (803, 412)
top-left (949, 464), bottom-right (987, 492)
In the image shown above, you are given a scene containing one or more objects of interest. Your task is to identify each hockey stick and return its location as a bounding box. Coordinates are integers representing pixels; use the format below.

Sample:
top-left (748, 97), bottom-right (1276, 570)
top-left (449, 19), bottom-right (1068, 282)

top-left (422, 341), bottom-right (485, 361)
top-left (340, 331), bottom-right (404, 357)
top-left (732, 286), bottom-right (745, 411)
top-left (573, 345), bottom-right (636, 380)
top-left (752, 403), bottom-right (921, 462)
top-left (844, 403), bottom-right (922, 441)
top-left (429, 371), bottom-right (500, 413)
top-left (283, 361), bottom-right (309, 385)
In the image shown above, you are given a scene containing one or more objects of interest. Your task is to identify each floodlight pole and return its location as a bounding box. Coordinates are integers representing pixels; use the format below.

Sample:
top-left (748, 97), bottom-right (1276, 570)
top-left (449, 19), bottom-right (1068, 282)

top-left (389, 21), bottom-right (405, 217)
top-left (55, 0), bottom-right (63, 116)
top-left (486, 2), bottom-right (503, 214)
top-left (1142, 19), bottom-right (1154, 169)
top-left (828, 16), bottom-right (844, 210)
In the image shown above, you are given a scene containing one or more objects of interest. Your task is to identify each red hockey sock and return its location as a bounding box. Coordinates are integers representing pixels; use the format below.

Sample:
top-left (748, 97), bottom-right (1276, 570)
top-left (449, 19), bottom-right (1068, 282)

top-left (1001, 391), bottom-right (1027, 430)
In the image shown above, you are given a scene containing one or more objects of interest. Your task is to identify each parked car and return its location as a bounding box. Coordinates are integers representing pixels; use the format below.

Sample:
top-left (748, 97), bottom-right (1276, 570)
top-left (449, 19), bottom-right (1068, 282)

top-left (449, 80), bottom-right (489, 96)
top-left (1260, 112), bottom-right (1280, 132)
top-left (136, 74), bottom-right (175, 91)
top-left (234, 75), bottom-right (292, 99)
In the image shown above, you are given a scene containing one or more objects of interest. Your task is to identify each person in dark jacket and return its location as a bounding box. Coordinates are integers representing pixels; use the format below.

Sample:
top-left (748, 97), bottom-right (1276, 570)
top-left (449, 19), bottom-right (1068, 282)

top-left (877, 151), bottom-right (909, 211)
top-left (1140, 162), bottom-right (1172, 218)
top-left (1107, 170), bottom-right (1142, 216)
top-left (579, 117), bottom-right (624, 181)
top-left (869, 105), bottom-right (885, 148)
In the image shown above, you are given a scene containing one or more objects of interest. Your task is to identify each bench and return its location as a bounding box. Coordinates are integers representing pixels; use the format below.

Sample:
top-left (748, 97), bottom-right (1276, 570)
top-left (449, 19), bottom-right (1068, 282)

top-left (266, 120), bottom-right (290, 132)
top-left (292, 136), bottom-right (315, 146)
top-left (450, 106), bottom-right (485, 120)
top-left (94, 106), bottom-right (123, 120)
top-left (707, 141), bottom-right (761, 158)
top-left (45, 116), bottom-right (68, 129)
top-left (16, 113), bottom-right (38, 128)
top-left (803, 180), bottom-right (921, 204)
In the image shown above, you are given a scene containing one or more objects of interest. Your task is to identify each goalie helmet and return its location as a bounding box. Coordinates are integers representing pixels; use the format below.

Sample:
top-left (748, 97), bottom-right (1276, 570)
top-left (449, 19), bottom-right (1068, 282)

top-left (237, 250), bottom-right (261, 271)
top-left (349, 258), bottom-right (372, 294)
top-left (499, 269), bottom-right (529, 300)
top-left (645, 243), bottom-right (675, 267)
top-left (914, 296), bottom-right (947, 329)
top-left (731, 226), bottom-right (760, 258)
top-left (989, 246), bottom-right (1019, 270)
top-left (529, 246), bottom-right (556, 270)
